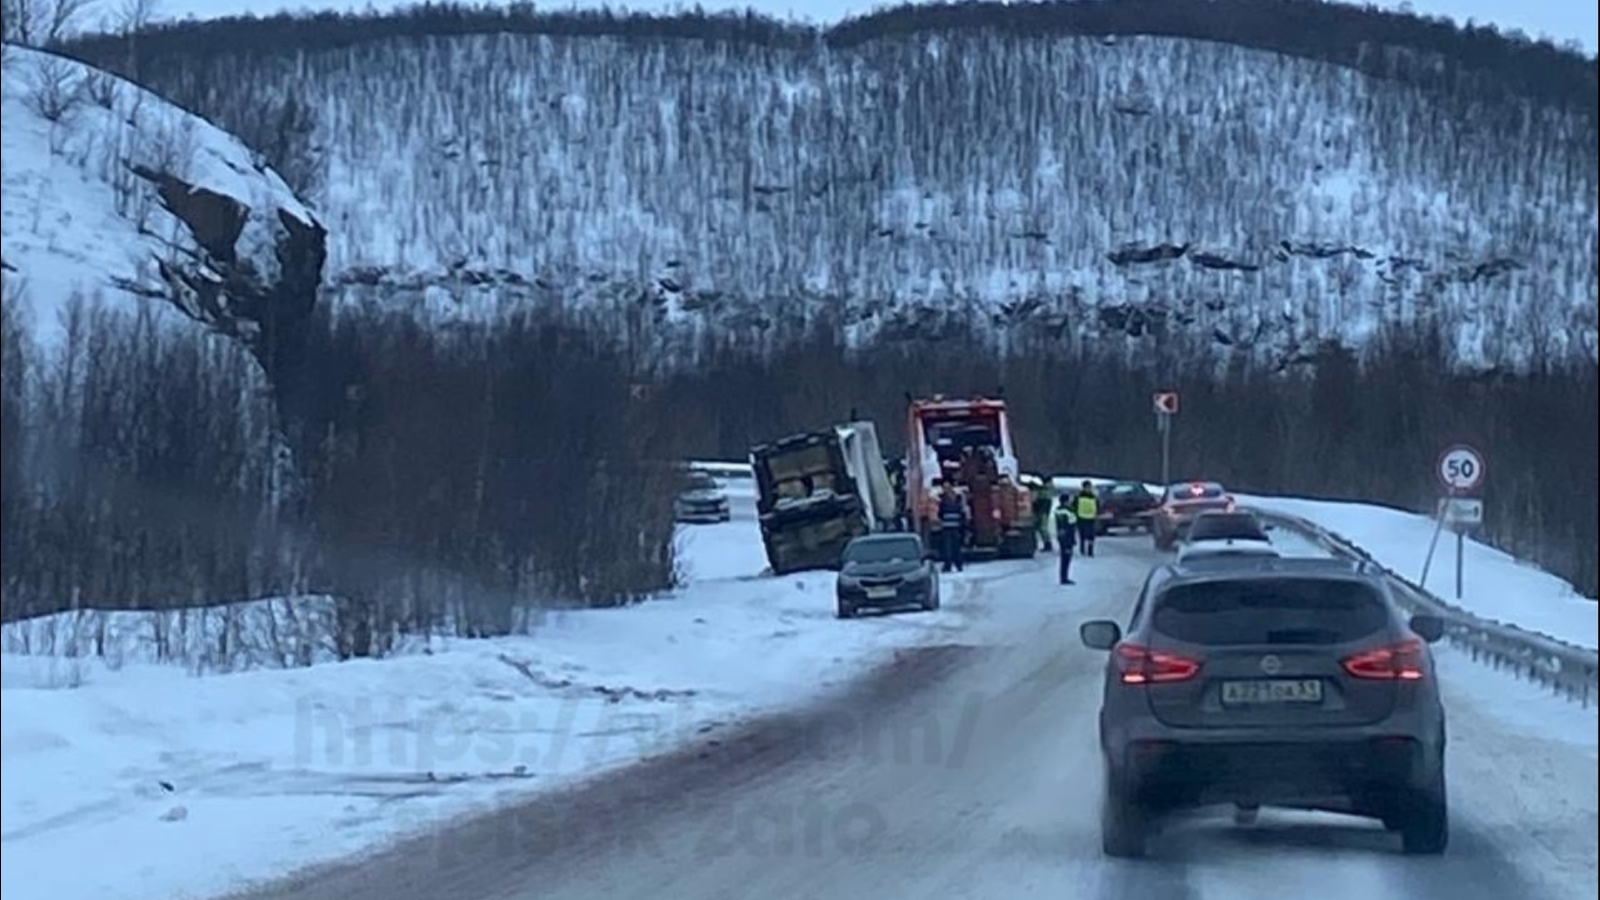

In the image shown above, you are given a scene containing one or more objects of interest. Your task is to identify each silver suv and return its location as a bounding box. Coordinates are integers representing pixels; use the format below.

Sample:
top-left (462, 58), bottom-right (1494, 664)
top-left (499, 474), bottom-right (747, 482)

top-left (1079, 557), bottom-right (1449, 858)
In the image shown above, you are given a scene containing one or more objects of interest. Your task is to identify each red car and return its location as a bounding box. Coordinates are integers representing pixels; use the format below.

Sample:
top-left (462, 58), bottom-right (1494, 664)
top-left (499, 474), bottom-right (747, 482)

top-left (1151, 481), bottom-right (1237, 550)
top-left (1095, 480), bottom-right (1161, 534)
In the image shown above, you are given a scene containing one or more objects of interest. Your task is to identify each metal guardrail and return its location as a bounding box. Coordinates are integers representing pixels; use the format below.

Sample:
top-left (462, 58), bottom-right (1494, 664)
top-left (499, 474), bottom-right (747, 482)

top-left (1252, 509), bottom-right (1599, 710)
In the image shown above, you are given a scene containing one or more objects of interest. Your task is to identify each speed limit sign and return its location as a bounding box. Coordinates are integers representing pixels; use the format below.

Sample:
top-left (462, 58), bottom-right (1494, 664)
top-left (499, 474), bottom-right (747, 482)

top-left (1437, 445), bottom-right (1486, 493)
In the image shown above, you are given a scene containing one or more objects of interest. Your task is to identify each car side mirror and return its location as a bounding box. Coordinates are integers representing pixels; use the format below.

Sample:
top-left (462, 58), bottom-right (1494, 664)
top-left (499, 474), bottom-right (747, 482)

top-left (1409, 614), bottom-right (1446, 644)
top-left (1079, 620), bottom-right (1122, 650)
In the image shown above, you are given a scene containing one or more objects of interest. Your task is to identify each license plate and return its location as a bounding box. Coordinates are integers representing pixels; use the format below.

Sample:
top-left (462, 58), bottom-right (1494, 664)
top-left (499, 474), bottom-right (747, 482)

top-left (1220, 679), bottom-right (1323, 705)
top-left (865, 586), bottom-right (897, 599)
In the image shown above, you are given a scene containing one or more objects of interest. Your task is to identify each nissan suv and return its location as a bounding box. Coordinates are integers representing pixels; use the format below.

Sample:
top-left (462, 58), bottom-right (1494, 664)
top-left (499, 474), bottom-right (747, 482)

top-left (1079, 557), bottom-right (1449, 858)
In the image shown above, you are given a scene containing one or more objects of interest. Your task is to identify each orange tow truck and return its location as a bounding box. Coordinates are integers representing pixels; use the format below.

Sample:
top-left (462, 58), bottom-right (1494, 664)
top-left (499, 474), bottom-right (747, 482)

top-left (904, 395), bottom-right (1037, 560)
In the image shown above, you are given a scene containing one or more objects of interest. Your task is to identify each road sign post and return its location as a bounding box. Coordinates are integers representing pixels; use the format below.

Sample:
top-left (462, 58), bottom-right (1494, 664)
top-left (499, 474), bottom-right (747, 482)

top-left (1424, 446), bottom-right (1486, 600)
top-left (1152, 391), bottom-right (1179, 487)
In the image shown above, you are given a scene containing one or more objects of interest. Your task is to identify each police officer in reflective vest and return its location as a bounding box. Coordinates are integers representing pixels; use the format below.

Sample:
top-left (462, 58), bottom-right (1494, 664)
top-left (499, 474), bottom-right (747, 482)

top-left (1073, 481), bottom-right (1100, 557)
top-left (1053, 495), bottom-right (1078, 585)
top-left (935, 479), bottom-right (967, 573)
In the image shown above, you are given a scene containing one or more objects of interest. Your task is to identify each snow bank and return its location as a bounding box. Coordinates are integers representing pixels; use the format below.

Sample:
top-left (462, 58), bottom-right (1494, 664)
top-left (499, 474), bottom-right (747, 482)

top-left (1034, 469), bottom-right (1596, 651)
top-left (1243, 495), bottom-right (1597, 651)
top-left (0, 517), bottom-right (965, 900)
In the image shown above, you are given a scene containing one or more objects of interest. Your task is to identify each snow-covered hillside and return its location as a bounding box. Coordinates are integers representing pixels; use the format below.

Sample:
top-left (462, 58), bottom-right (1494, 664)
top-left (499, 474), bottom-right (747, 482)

top-left (0, 45), bottom-right (325, 354)
top-left (91, 28), bottom-right (1599, 368)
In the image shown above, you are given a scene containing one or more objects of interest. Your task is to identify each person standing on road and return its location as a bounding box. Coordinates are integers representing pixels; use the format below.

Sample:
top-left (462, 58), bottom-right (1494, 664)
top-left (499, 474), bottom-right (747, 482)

top-left (1074, 480), bottom-right (1100, 557)
top-left (935, 479), bottom-right (967, 573)
top-left (1053, 493), bottom-right (1078, 585)
top-left (1027, 476), bottom-right (1054, 551)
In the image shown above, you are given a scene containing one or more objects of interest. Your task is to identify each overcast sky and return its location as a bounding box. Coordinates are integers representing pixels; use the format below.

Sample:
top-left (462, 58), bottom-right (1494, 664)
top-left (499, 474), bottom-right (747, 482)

top-left (147, 0), bottom-right (1598, 55)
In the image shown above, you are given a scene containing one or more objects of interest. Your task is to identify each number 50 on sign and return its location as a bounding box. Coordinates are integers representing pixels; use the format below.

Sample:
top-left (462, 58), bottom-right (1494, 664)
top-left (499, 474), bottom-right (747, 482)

top-left (1437, 445), bottom-right (1486, 493)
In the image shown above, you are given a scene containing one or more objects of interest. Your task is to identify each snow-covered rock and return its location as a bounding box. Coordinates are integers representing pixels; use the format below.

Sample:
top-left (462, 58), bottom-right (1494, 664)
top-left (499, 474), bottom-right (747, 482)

top-left (0, 45), bottom-right (325, 356)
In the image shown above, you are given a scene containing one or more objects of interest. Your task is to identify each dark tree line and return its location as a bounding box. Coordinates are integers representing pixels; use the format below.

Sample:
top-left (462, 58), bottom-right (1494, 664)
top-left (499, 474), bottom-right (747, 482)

top-left (829, 0), bottom-right (1597, 119)
top-left (59, 0), bottom-right (1597, 118)
top-left (1, 292), bottom-right (688, 658)
top-left (1, 294), bottom-right (291, 625)
top-left (4, 289), bottom-right (1593, 648)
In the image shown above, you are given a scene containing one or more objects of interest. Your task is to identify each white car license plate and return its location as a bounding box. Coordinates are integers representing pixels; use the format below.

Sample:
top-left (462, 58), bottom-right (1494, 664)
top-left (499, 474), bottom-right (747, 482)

top-left (1221, 679), bottom-right (1323, 705)
top-left (865, 586), bottom-right (897, 599)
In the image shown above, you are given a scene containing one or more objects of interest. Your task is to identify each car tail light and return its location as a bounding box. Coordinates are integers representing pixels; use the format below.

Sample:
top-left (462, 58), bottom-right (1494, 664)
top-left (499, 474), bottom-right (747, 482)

top-left (1342, 639), bottom-right (1427, 681)
top-left (1114, 643), bottom-right (1202, 684)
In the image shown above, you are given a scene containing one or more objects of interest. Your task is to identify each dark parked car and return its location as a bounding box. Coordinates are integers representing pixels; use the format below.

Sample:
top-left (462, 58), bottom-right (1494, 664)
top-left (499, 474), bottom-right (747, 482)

top-left (1151, 481), bottom-right (1236, 550)
top-left (835, 533), bottom-right (940, 619)
top-left (1097, 481), bottom-right (1160, 534)
top-left (1079, 557), bottom-right (1449, 858)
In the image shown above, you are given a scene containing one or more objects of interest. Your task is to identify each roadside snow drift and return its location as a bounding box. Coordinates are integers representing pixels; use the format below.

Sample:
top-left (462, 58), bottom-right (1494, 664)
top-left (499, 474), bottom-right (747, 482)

top-left (0, 514), bottom-right (970, 900)
top-left (0, 45), bottom-right (324, 352)
top-left (1244, 495), bottom-right (1598, 651)
top-left (1046, 471), bottom-right (1597, 652)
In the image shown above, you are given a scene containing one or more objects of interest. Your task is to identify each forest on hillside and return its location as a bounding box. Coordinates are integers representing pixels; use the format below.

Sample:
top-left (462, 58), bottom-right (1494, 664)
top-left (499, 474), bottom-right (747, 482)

top-left (51, 2), bottom-right (1600, 369)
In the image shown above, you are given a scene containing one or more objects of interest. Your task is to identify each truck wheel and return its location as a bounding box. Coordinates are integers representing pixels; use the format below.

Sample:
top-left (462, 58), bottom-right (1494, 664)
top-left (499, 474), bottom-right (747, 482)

top-left (1001, 533), bottom-right (1037, 559)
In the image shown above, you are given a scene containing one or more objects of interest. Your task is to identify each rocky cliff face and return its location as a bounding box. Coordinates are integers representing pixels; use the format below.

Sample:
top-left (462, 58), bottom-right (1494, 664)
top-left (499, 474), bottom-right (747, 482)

top-left (0, 46), bottom-right (325, 376)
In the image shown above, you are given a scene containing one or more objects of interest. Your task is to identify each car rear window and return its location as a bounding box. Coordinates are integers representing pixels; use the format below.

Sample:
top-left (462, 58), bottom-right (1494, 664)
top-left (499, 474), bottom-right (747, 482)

top-left (1152, 578), bottom-right (1390, 646)
top-left (1168, 482), bottom-right (1225, 500)
top-left (844, 538), bottom-right (922, 563)
top-left (1187, 514), bottom-right (1267, 541)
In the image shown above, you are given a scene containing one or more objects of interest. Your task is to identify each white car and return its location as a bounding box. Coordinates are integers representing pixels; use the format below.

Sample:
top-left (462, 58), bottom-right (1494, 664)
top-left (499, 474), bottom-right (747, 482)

top-left (674, 473), bottom-right (732, 524)
top-left (1175, 510), bottom-right (1281, 562)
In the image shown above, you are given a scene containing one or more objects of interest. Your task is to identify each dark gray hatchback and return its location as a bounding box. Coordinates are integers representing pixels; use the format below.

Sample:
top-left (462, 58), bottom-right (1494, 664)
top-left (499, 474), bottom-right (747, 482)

top-left (835, 533), bottom-right (941, 619)
top-left (1079, 557), bottom-right (1449, 858)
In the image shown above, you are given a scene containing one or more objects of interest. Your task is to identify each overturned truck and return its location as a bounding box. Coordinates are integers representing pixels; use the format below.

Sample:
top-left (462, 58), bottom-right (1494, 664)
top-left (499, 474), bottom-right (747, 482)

top-left (750, 422), bottom-right (899, 575)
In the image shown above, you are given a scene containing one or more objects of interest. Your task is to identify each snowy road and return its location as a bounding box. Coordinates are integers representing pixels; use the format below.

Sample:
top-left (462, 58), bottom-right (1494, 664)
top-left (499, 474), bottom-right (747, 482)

top-left (228, 534), bottom-right (1598, 900)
